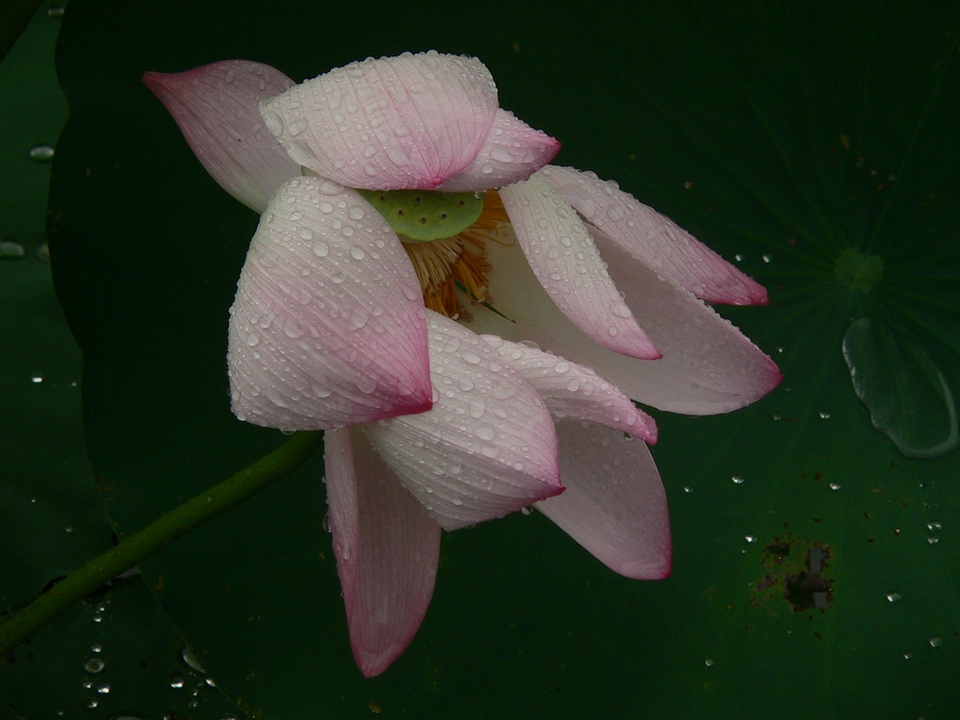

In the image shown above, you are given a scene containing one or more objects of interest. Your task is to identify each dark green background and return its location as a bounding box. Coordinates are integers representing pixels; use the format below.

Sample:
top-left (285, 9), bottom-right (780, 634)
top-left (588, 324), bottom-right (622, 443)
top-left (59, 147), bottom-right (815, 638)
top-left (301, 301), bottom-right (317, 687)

top-left (3, 0), bottom-right (959, 718)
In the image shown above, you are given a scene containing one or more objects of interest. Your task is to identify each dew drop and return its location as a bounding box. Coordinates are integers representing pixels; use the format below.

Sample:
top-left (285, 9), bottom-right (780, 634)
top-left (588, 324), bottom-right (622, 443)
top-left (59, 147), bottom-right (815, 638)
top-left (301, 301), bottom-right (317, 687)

top-left (929, 636), bottom-right (944, 648)
top-left (312, 240), bottom-right (329, 257)
top-left (885, 592), bottom-right (901, 603)
top-left (181, 645), bottom-right (205, 673)
top-left (0, 240), bottom-right (26, 259)
top-left (731, 475), bottom-right (745, 485)
top-left (468, 398), bottom-right (486, 419)
top-left (29, 145), bottom-right (55, 162)
top-left (350, 245), bottom-right (365, 260)
top-left (475, 426), bottom-right (496, 441)
top-left (83, 657), bottom-right (105, 674)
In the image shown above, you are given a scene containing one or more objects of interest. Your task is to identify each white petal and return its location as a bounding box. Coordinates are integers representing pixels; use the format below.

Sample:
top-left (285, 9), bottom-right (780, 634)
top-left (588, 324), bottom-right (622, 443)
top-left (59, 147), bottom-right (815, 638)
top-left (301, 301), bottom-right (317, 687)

top-left (540, 166), bottom-right (768, 305)
top-left (537, 420), bottom-right (671, 580)
top-left (259, 52), bottom-right (499, 190)
top-left (499, 175), bottom-right (660, 359)
top-left (480, 335), bottom-right (657, 443)
top-left (325, 427), bottom-right (441, 677)
top-left (143, 61), bottom-right (301, 213)
top-left (228, 177), bottom-right (432, 429)
top-left (435, 109), bottom-right (560, 192)
top-left (470, 226), bottom-right (781, 415)
top-left (363, 312), bottom-right (563, 530)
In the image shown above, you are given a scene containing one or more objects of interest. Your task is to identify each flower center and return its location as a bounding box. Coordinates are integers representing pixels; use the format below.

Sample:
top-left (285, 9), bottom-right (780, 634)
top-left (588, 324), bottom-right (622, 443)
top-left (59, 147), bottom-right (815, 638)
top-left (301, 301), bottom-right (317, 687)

top-left (362, 189), bottom-right (511, 319)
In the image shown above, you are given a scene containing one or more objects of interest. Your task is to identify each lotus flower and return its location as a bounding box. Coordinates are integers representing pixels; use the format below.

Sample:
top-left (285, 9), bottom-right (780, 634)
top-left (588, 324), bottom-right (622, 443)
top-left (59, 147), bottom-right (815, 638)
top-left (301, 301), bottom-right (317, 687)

top-left (144, 51), bottom-right (781, 676)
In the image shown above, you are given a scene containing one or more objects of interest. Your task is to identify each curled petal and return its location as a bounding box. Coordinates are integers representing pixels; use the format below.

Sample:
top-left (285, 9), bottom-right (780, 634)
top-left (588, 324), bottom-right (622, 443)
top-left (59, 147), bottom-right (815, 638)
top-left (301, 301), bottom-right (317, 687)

top-left (537, 421), bottom-right (671, 580)
top-left (435, 109), bottom-right (561, 192)
top-left (481, 335), bottom-right (657, 444)
top-left (325, 427), bottom-right (441, 677)
top-left (228, 176), bottom-right (432, 429)
top-left (260, 51), bottom-right (499, 190)
top-left (143, 60), bottom-right (301, 213)
top-left (363, 312), bottom-right (563, 531)
top-left (472, 228), bottom-right (781, 415)
top-left (540, 166), bottom-right (768, 305)
top-left (500, 175), bottom-right (661, 359)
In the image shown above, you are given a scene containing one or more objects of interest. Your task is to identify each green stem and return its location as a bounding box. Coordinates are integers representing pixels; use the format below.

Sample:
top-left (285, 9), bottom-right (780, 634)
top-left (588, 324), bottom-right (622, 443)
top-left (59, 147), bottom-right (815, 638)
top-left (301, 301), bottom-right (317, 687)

top-left (0, 431), bottom-right (323, 655)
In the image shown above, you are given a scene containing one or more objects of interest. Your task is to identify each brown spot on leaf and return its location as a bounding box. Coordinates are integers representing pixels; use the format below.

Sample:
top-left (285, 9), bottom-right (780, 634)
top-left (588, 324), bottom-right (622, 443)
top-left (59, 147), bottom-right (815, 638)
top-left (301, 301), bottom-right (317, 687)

top-left (752, 534), bottom-right (834, 613)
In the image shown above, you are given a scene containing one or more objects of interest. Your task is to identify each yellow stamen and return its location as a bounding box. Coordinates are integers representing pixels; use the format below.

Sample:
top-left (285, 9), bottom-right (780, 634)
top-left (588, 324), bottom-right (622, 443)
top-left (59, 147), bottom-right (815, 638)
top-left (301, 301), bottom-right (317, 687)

top-left (401, 190), bottom-right (512, 319)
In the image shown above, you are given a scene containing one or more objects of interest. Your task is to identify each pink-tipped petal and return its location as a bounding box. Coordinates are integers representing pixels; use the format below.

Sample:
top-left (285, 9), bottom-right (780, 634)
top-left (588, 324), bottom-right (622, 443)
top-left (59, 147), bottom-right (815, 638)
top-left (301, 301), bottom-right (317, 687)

top-left (435, 109), bottom-right (561, 192)
top-left (259, 51), bottom-right (499, 191)
top-left (143, 61), bottom-right (301, 213)
top-left (228, 176), bottom-right (432, 429)
top-left (537, 420), bottom-right (671, 580)
top-left (481, 335), bottom-right (657, 444)
top-left (499, 175), bottom-right (661, 360)
top-left (363, 312), bottom-right (563, 531)
top-left (540, 166), bottom-right (768, 305)
top-left (470, 227), bottom-right (781, 415)
top-left (325, 427), bottom-right (442, 677)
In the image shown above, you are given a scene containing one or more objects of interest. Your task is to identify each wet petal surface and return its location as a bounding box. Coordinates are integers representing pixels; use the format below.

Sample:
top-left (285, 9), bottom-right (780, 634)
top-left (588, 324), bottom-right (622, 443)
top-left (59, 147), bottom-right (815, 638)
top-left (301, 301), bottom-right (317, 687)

top-left (260, 52), bottom-right (498, 190)
top-left (481, 335), bottom-right (657, 443)
top-left (541, 166), bottom-right (768, 305)
top-left (143, 60), bottom-right (300, 213)
top-left (499, 175), bottom-right (660, 359)
top-left (228, 176), bottom-right (432, 429)
top-left (324, 427), bottom-right (441, 678)
top-left (537, 420), bottom-right (671, 580)
top-left (363, 313), bottom-right (563, 530)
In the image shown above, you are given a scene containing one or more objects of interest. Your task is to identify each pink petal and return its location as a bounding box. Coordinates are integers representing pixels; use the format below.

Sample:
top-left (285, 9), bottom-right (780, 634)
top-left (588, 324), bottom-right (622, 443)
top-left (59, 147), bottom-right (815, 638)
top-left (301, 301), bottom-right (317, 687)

top-left (470, 227), bottom-right (781, 415)
top-left (325, 426), bottom-right (441, 677)
top-left (537, 420), bottom-right (671, 580)
top-left (499, 175), bottom-right (661, 359)
top-left (540, 166), bottom-right (768, 305)
top-left (363, 312), bottom-right (563, 531)
top-left (480, 336), bottom-right (657, 444)
top-left (259, 51), bottom-right (499, 191)
top-left (435, 109), bottom-right (561, 192)
top-left (143, 60), bottom-right (301, 213)
top-left (228, 176), bottom-right (432, 429)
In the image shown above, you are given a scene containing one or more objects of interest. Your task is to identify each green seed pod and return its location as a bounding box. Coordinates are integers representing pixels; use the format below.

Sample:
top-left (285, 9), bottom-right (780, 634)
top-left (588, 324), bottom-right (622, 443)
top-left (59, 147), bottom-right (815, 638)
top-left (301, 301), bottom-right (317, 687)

top-left (357, 189), bottom-right (486, 242)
